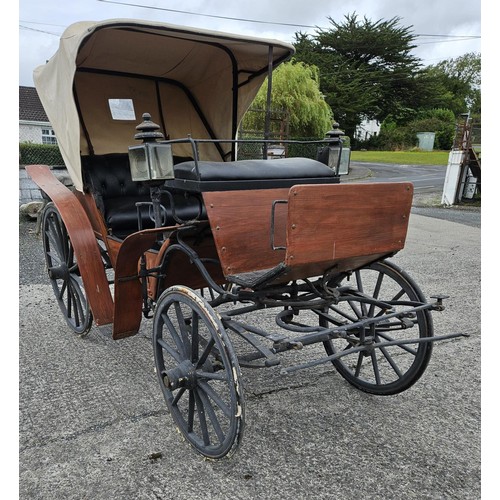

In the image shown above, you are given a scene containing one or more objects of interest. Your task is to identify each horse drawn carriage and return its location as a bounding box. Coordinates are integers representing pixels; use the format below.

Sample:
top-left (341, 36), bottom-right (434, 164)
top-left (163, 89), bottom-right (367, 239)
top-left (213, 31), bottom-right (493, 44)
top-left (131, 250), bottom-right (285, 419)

top-left (27, 19), bottom-right (462, 459)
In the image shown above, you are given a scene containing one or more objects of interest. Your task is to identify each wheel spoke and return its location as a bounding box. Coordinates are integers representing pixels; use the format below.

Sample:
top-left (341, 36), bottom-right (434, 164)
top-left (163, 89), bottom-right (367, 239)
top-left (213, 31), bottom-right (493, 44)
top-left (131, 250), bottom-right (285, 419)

top-left (196, 386), bottom-right (225, 444)
top-left (47, 218), bottom-right (63, 258)
top-left (187, 390), bottom-right (195, 431)
top-left (370, 351), bottom-right (381, 385)
top-left (191, 312), bottom-right (199, 363)
top-left (65, 281), bottom-right (73, 318)
top-left (347, 298), bottom-right (363, 319)
top-left (354, 352), bottom-right (363, 377)
top-left (57, 278), bottom-right (68, 301)
top-left (327, 303), bottom-right (358, 323)
top-left (46, 232), bottom-right (62, 262)
top-left (69, 281), bottom-right (84, 326)
top-left (196, 338), bottom-right (216, 368)
top-left (379, 346), bottom-right (404, 379)
top-left (376, 331), bottom-right (418, 356)
top-left (157, 337), bottom-right (182, 363)
top-left (198, 380), bottom-right (232, 418)
top-left (68, 283), bottom-right (79, 326)
top-left (46, 250), bottom-right (62, 267)
top-left (170, 386), bottom-right (186, 407)
top-left (162, 312), bottom-right (189, 359)
top-left (354, 270), bottom-right (368, 316)
top-left (196, 371), bottom-right (228, 382)
top-left (174, 302), bottom-right (191, 348)
top-left (193, 389), bottom-right (210, 446)
top-left (68, 263), bottom-right (79, 274)
top-left (67, 242), bottom-right (75, 267)
top-left (368, 272), bottom-right (384, 316)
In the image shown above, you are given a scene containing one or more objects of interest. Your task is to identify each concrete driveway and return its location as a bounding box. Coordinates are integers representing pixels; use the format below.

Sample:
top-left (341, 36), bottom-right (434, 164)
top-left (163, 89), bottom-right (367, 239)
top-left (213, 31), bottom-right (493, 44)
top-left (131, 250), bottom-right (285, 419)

top-left (18, 213), bottom-right (480, 500)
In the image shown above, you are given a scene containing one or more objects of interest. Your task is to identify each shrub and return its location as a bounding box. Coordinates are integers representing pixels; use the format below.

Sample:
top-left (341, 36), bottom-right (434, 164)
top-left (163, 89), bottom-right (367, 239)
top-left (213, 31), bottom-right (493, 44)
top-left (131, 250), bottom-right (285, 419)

top-left (19, 142), bottom-right (64, 166)
top-left (360, 109), bottom-right (456, 151)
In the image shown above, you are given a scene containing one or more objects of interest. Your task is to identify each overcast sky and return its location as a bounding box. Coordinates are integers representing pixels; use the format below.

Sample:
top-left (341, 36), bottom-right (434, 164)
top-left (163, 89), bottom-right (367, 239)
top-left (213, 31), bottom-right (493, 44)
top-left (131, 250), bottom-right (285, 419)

top-left (18, 0), bottom-right (483, 87)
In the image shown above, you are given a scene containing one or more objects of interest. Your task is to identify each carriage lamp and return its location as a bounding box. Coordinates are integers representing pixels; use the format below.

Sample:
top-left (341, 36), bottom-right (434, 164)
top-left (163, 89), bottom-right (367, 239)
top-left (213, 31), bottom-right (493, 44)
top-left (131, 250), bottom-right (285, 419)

top-left (128, 113), bottom-right (174, 182)
top-left (317, 122), bottom-right (351, 175)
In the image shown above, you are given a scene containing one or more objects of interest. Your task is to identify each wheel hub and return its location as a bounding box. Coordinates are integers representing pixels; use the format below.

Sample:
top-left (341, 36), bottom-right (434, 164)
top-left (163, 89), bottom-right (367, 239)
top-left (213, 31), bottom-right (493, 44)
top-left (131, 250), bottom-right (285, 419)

top-left (163, 359), bottom-right (197, 391)
top-left (48, 263), bottom-right (69, 280)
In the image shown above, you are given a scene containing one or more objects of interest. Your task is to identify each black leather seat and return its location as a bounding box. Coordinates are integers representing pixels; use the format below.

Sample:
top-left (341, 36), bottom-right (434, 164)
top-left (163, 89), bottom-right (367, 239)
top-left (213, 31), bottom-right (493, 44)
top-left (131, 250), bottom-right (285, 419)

top-left (174, 157), bottom-right (336, 181)
top-left (82, 154), bottom-right (203, 238)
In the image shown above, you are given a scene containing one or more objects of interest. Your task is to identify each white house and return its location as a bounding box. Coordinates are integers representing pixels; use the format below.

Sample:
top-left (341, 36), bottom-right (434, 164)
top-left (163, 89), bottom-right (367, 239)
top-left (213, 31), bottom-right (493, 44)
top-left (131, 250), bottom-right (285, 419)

top-left (19, 86), bottom-right (57, 145)
top-left (355, 118), bottom-right (380, 141)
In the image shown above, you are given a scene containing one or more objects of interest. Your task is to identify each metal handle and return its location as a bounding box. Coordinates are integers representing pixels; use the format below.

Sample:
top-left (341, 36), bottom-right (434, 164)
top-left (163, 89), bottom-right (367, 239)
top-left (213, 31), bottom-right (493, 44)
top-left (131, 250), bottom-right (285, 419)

top-left (270, 199), bottom-right (287, 250)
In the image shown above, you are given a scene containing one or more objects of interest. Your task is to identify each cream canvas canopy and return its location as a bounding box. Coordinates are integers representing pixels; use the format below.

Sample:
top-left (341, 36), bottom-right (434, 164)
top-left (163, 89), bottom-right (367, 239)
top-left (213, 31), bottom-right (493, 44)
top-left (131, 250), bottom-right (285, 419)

top-left (34, 19), bottom-right (295, 191)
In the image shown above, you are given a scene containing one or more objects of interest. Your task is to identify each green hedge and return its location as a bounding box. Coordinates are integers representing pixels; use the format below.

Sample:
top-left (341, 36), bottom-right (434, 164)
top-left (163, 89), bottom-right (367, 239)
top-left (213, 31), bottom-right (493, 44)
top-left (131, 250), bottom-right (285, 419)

top-left (19, 142), bottom-right (64, 166)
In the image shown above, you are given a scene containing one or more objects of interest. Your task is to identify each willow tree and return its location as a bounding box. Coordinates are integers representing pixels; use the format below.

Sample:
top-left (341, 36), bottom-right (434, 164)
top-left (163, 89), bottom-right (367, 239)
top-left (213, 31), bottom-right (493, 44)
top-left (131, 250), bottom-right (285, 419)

top-left (241, 60), bottom-right (334, 138)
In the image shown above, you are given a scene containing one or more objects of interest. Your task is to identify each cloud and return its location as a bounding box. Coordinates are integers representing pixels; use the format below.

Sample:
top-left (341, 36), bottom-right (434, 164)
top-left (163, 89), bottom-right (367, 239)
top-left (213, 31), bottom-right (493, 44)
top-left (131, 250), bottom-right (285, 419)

top-left (18, 0), bottom-right (481, 86)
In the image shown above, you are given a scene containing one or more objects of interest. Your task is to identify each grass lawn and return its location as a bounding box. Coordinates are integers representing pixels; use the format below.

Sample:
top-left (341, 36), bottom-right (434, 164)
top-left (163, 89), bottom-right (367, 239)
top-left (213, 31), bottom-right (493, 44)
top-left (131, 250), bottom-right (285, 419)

top-left (351, 150), bottom-right (449, 166)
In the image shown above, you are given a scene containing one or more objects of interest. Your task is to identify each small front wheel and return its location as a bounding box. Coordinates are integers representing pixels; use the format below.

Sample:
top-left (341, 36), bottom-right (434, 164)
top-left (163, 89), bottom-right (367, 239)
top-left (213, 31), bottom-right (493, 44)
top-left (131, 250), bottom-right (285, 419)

top-left (153, 286), bottom-right (245, 459)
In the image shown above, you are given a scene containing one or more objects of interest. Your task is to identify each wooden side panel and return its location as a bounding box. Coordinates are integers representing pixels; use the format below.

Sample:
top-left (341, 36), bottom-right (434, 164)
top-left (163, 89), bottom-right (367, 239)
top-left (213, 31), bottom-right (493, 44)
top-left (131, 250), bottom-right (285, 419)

top-left (203, 189), bottom-right (289, 276)
top-left (112, 227), bottom-right (167, 339)
top-left (112, 226), bottom-right (224, 338)
top-left (285, 182), bottom-right (413, 269)
top-left (26, 165), bottom-right (114, 326)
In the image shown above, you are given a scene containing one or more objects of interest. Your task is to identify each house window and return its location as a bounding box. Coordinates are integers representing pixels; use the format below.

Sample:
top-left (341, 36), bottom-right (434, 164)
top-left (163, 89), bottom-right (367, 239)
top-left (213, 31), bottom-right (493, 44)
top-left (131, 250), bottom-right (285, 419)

top-left (42, 128), bottom-right (57, 145)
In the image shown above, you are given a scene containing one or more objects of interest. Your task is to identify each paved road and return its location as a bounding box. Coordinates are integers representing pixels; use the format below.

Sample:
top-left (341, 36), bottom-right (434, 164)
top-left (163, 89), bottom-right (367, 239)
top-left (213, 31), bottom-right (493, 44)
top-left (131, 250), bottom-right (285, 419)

top-left (351, 161), bottom-right (446, 196)
top-left (18, 213), bottom-right (481, 500)
top-left (412, 205), bottom-right (480, 228)
top-left (347, 162), bottom-right (480, 228)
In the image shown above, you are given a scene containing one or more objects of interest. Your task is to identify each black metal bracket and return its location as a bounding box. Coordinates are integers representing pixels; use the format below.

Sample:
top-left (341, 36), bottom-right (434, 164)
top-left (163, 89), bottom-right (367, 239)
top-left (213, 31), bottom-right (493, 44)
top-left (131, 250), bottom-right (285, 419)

top-left (270, 199), bottom-right (288, 251)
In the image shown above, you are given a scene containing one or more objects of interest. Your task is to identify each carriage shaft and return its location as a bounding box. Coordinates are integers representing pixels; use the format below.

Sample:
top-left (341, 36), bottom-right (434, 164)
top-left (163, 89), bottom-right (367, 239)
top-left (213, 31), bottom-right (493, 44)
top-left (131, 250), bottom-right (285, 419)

top-left (281, 331), bottom-right (467, 374)
top-left (293, 299), bottom-right (444, 347)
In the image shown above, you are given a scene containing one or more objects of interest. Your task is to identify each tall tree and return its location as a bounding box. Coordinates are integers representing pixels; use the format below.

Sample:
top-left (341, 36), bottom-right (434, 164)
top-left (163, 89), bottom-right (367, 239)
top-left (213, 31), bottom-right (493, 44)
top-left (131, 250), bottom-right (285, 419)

top-left (423, 53), bottom-right (481, 115)
top-left (294, 13), bottom-right (422, 137)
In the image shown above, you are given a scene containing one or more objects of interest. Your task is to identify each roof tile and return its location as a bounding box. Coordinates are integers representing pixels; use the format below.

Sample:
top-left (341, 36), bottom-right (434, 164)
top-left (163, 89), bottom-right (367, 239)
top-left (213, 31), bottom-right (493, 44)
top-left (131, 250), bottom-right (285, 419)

top-left (19, 86), bottom-right (49, 122)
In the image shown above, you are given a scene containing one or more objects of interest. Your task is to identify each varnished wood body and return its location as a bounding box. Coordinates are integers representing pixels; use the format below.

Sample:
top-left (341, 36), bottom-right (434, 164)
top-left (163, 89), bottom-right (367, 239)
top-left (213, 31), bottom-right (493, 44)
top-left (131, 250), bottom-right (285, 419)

top-left (112, 227), bottom-right (165, 339)
top-left (203, 189), bottom-right (289, 276)
top-left (283, 182), bottom-right (413, 276)
top-left (27, 165), bottom-right (413, 339)
top-left (204, 182), bottom-right (413, 284)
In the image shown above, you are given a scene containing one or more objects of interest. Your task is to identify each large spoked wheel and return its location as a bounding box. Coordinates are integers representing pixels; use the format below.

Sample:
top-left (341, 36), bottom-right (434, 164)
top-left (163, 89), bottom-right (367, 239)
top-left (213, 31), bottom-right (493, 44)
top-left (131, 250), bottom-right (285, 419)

top-left (153, 286), bottom-right (245, 459)
top-left (322, 260), bottom-right (433, 395)
top-left (42, 202), bottom-right (93, 335)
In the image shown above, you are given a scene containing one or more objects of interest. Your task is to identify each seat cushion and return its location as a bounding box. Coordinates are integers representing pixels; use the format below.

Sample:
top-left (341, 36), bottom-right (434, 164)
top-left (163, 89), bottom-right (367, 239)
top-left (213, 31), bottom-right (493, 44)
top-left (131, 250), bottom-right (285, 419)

top-left (105, 192), bottom-right (206, 232)
top-left (174, 158), bottom-right (336, 182)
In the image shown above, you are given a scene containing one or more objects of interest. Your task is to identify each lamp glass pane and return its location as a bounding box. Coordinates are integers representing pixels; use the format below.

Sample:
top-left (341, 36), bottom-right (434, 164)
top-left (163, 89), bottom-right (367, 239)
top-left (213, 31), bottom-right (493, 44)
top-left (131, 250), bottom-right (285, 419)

top-left (338, 148), bottom-right (351, 175)
top-left (128, 145), bottom-right (150, 181)
top-left (328, 147), bottom-right (341, 171)
top-left (149, 143), bottom-right (174, 180)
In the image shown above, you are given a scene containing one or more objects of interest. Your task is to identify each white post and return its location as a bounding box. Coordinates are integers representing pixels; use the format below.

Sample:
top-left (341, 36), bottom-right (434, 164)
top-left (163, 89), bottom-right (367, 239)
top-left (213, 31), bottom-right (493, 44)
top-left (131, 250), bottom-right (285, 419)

top-left (441, 150), bottom-right (465, 206)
